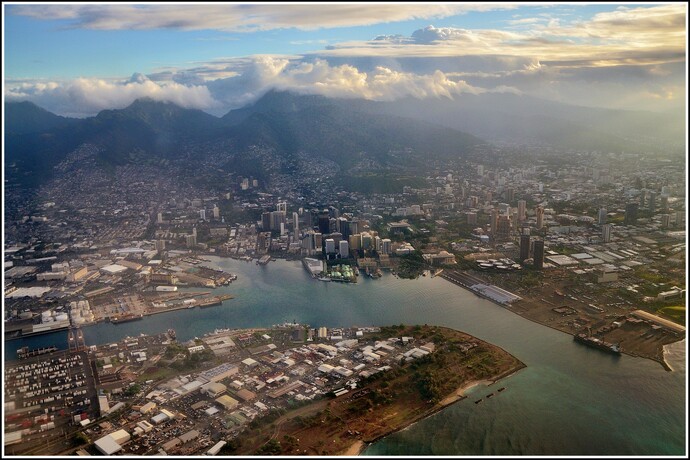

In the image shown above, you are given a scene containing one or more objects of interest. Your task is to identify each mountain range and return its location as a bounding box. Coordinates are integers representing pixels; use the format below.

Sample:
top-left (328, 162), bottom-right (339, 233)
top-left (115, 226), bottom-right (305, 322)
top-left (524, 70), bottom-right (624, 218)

top-left (5, 90), bottom-right (684, 188)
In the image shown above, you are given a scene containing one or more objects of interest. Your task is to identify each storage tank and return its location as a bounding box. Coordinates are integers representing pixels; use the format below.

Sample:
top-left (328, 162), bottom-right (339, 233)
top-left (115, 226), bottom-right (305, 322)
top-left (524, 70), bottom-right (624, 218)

top-left (55, 313), bottom-right (69, 322)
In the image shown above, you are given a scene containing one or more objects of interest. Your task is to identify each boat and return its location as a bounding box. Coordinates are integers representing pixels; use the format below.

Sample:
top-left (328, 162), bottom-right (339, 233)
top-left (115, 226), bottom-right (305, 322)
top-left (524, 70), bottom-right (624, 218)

top-left (474, 399), bottom-right (483, 404)
top-left (110, 314), bottom-right (144, 324)
top-left (486, 393), bottom-right (495, 399)
top-left (318, 276), bottom-right (331, 282)
top-left (498, 387), bottom-right (506, 392)
top-left (573, 333), bottom-right (621, 354)
top-left (17, 345), bottom-right (58, 359)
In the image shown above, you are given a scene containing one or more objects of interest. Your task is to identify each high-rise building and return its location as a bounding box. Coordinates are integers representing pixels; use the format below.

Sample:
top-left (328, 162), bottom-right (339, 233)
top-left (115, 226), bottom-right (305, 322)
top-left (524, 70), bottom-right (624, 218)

top-left (155, 240), bottom-right (166, 252)
top-left (533, 239), bottom-right (544, 269)
top-left (186, 234), bottom-right (197, 248)
top-left (325, 238), bottom-right (336, 254)
top-left (675, 210), bottom-right (684, 227)
top-left (602, 224), bottom-right (612, 242)
top-left (270, 211), bottom-right (286, 231)
top-left (381, 239), bottom-right (392, 255)
top-left (361, 232), bottom-right (372, 250)
top-left (639, 190), bottom-right (646, 208)
top-left (496, 215), bottom-right (512, 240)
top-left (276, 202), bottom-right (287, 213)
top-left (318, 210), bottom-right (330, 235)
top-left (293, 212), bottom-right (300, 235)
top-left (339, 240), bottom-right (349, 257)
top-left (349, 234), bottom-right (362, 251)
top-left (517, 200), bottom-right (526, 222)
top-left (661, 195), bottom-right (669, 212)
top-left (314, 233), bottom-right (323, 251)
top-left (262, 212), bottom-right (271, 231)
top-left (157, 212), bottom-right (164, 224)
top-left (505, 188), bottom-right (515, 203)
top-left (648, 192), bottom-right (656, 214)
top-left (199, 209), bottom-right (206, 221)
top-left (661, 214), bottom-right (671, 228)
top-left (536, 206), bottom-right (544, 229)
top-left (213, 205), bottom-right (220, 220)
top-left (467, 212), bottom-right (477, 225)
top-left (519, 234), bottom-right (531, 263)
top-left (490, 208), bottom-right (499, 235)
top-left (477, 165), bottom-right (484, 176)
top-left (598, 208), bottom-right (607, 225)
top-left (624, 203), bottom-right (638, 226)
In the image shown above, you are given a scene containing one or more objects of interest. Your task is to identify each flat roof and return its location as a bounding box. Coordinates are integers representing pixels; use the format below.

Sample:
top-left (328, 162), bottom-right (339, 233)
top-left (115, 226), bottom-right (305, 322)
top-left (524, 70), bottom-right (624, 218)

top-left (94, 435), bottom-right (122, 455)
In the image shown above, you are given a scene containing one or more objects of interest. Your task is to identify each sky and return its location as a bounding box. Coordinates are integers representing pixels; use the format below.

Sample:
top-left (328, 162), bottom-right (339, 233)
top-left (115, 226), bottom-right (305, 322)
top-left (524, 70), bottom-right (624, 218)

top-left (3, 2), bottom-right (687, 117)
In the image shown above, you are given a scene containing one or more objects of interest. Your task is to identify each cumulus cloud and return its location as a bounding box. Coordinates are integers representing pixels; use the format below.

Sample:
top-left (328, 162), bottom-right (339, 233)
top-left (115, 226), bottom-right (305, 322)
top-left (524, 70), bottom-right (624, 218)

top-left (5, 74), bottom-right (218, 117)
top-left (9, 4), bottom-right (514, 32)
top-left (5, 58), bottom-right (495, 117)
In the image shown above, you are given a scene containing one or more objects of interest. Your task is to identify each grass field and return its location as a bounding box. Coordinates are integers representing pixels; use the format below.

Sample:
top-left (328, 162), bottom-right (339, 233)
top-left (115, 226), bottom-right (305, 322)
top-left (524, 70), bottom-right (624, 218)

top-left (657, 305), bottom-right (686, 324)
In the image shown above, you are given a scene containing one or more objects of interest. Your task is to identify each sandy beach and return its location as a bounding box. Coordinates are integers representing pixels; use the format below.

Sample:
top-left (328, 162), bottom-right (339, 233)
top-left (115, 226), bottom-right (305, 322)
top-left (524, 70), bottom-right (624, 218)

top-left (438, 379), bottom-right (492, 406)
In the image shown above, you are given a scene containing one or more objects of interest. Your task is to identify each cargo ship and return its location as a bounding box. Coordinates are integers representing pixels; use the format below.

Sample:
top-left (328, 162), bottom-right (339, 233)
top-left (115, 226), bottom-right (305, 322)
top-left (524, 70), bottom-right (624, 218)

top-left (17, 345), bottom-right (58, 359)
top-left (110, 314), bottom-right (144, 324)
top-left (573, 333), bottom-right (621, 354)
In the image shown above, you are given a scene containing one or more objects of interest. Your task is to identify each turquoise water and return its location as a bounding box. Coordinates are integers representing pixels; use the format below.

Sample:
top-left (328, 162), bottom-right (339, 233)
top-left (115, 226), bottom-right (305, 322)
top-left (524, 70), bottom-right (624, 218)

top-left (7, 257), bottom-right (686, 455)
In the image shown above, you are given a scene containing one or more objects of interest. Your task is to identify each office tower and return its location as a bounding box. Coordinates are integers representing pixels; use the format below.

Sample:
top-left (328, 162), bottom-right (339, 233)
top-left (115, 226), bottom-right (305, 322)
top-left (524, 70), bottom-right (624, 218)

top-left (661, 214), bottom-right (671, 228)
top-left (536, 206), bottom-right (544, 229)
top-left (277, 202), bottom-right (287, 213)
top-left (199, 209), bottom-right (206, 221)
top-left (325, 239), bottom-right (336, 254)
top-left (361, 232), bottom-right (372, 250)
top-left (155, 240), bottom-right (166, 252)
top-left (661, 195), bottom-right (669, 212)
top-left (602, 224), bottom-right (612, 243)
top-left (496, 215), bottom-right (511, 239)
top-left (314, 233), bottom-right (323, 251)
top-left (186, 234), bottom-right (197, 248)
top-left (675, 210), bottom-right (684, 227)
top-left (270, 211), bottom-right (286, 231)
top-left (639, 190), bottom-right (646, 208)
top-left (533, 239), bottom-right (544, 269)
top-left (213, 205), bottom-right (220, 220)
top-left (517, 200), bottom-right (526, 222)
top-left (339, 240), bottom-right (349, 257)
top-left (374, 236), bottom-right (382, 252)
top-left (381, 239), bottom-right (392, 255)
top-left (624, 203), bottom-right (638, 226)
top-left (318, 210), bottom-right (330, 234)
top-left (648, 192), bottom-right (656, 214)
top-left (262, 212), bottom-right (271, 231)
top-left (157, 212), bottom-right (164, 224)
top-left (490, 208), bottom-right (499, 235)
top-left (293, 212), bottom-right (300, 235)
top-left (467, 212), bottom-right (477, 225)
top-left (505, 188), bottom-right (515, 203)
top-left (348, 234), bottom-right (362, 251)
top-left (519, 234), bottom-right (531, 263)
top-left (598, 208), bottom-right (607, 225)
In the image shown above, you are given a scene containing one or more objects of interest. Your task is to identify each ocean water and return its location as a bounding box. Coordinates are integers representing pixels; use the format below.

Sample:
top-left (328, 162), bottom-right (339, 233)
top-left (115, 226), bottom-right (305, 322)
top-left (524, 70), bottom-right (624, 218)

top-left (6, 257), bottom-right (686, 455)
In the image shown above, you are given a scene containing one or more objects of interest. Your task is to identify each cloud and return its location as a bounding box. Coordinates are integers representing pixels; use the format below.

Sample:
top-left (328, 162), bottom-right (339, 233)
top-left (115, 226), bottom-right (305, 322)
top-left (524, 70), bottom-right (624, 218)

top-left (5, 58), bottom-right (493, 117)
top-left (5, 74), bottom-right (218, 117)
top-left (8, 4), bottom-right (514, 32)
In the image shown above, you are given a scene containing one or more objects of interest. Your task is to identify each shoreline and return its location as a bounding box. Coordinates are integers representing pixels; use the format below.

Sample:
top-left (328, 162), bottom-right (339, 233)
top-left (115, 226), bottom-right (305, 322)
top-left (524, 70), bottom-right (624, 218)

top-left (341, 362), bottom-right (526, 456)
top-left (438, 271), bottom-right (682, 371)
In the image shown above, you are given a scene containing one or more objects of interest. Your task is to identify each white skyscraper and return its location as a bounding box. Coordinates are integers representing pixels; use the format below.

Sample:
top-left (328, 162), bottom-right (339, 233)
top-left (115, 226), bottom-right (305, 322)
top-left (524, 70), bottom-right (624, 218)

top-left (517, 200), bottom-right (526, 222)
top-left (293, 212), bottom-right (300, 235)
top-left (213, 205), bottom-right (220, 219)
top-left (199, 209), bottom-right (206, 221)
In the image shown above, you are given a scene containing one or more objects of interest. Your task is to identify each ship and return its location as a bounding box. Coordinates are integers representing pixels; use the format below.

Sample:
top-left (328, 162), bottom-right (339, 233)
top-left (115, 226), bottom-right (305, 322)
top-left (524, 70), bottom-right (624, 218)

top-left (17, 345), bottom-right (58, 359)
top-left (110, 314), bottom-right (144, 324)
top-left (573, 333), bottom-right (621, 354)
